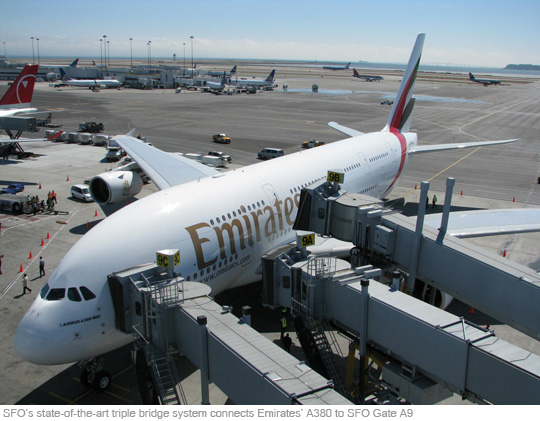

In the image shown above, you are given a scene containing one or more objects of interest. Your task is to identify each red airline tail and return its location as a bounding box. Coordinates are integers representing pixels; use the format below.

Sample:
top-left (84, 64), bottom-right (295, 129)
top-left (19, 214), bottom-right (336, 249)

top-left (0, 64), bottom-right (39, 109)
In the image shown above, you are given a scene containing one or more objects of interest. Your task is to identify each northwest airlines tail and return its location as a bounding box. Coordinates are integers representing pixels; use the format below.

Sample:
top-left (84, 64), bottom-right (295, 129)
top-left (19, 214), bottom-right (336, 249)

top-left (0, 64), bottom-right (39, 110)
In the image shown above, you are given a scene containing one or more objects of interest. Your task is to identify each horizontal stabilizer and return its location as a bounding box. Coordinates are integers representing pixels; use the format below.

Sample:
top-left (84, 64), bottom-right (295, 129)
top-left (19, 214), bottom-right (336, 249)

top-left (409, 138), bottom-right (518, 154)
top-left (328, 121), bottom-right (364, 137)
top-left (422, 209), bottom-right (540, 238)
top-left (116, 136), bottom-right (220, 190)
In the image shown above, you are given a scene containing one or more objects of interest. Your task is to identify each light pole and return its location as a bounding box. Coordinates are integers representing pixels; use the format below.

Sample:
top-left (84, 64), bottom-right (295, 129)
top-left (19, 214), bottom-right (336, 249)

top-left (129, 37), bottom-right (133, 69)
top-left (147, 41), bottom-right (151, 70)
top-left (3, 42), bottom-right (6, 58)
top-left (100, 39), bottom-right (103, 67)
top-left (31, 37), bottom-right (35, 64)
top-left (190, 35), bottom-right (194, 79)
top-left (102, 35), bottom-right (107, 67)
top-left (173, 53), bottom-right (176, 63)
top-left (107, 41), bottom-right (110, 67)
top-left (36, 38), bottom-right (40, 65)
top-left (183, 42), bottom-right (186, 71)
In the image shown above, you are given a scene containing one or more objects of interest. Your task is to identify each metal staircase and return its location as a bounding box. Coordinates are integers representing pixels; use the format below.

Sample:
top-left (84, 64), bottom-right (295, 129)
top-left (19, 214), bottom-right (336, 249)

top-left (305, 316), bottom-right (348, 397)
top-left (149, 353), bottom-right (186, 405)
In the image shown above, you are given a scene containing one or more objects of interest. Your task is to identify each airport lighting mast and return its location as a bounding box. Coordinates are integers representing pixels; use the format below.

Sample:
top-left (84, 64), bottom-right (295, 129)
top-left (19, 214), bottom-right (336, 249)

top-left (36, 38), bottom-right (40, 65)
top-left (31, 37), bottom-right (35, 64)
top-left (190, 35), bottom-right (194, 80)
top-left (130, 38), bottom-right (133, 69)
top-left (102, 35), bottom-right (107, 67)
top-left (100, 39), bottom-right (103, 67)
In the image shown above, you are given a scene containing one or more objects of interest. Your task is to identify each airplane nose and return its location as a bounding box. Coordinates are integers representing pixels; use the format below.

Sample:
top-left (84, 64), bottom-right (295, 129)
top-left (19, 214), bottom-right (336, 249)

top-left (14, 306), bottom-right (59, 365)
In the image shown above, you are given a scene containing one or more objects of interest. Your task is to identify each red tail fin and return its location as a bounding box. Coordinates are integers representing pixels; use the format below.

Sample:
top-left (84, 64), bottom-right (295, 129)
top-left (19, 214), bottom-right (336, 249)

top-left (0, 64), bottom-right (39, 108)
top-left (47, 130), bottom-right (64, 140)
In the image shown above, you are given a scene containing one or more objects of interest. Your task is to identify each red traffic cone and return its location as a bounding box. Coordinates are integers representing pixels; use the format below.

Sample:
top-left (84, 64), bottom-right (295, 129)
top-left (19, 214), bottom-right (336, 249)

top-left (19, 264), bottom-right (24, 273)
top-left (66, 175), bottom-right (70, 182)
top-left (86, 221), bottom-right (90, 229)
top-left (460, 190), bottom-right (463, 196)
top-left (28, 251), bottom-right (33, 259)
top-left (414, 184), bottom-right (417, 190)
top-left (94, 210), bottom-right (98, 217)
top-left (512, 197), bottom-right (516, 203)
top-left (40, 238), bottom-right (45, 246)
top-left (39, 182), bottom-right (42, 189)
top-left (503, 249), bottom-right (507, 257)
top-left (46, 232), bottom-right (50, 239)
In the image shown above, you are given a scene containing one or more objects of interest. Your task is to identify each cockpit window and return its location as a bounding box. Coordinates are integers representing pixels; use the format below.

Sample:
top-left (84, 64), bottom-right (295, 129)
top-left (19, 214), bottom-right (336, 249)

top-left (80, 286), bottom-right (96, 301)
top-left (68, 287), bottom-right (82, 302)
top-left (46, 288), bottom-right (66, 301)
top-left (40, 283), bottom-right (50, 299)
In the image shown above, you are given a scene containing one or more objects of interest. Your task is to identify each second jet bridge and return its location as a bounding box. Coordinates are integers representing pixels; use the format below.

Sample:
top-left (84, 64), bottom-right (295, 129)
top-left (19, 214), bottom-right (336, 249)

top-left (293, 178), bottom-right (540, 341)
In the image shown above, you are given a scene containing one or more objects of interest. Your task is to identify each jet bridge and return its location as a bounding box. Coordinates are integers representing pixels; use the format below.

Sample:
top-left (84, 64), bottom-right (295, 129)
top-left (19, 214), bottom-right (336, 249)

top-left (107, 250), bottom-right (352, 405)
top-left (264, 237), bottom-right (540, 404)
top-left (293, 176), bottom-right (540, 341)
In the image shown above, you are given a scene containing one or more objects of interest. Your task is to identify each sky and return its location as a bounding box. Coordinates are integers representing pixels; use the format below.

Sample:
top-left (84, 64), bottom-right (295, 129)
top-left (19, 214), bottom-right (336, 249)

top-left (1, 0), bottom-right (540, 67)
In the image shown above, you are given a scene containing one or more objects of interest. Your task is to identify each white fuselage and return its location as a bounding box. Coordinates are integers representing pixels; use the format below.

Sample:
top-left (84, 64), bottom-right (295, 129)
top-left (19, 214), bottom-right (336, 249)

top-left (14, 130), bottom-right (416, 365)
top-left (64, 79), bottom-right (122, 89)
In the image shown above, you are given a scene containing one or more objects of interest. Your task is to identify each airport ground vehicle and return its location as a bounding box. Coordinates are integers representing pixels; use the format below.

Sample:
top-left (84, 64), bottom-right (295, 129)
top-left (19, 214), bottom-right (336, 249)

top-left (207, 151), bottom-right (232, 163)
top-left (202, 155), bottom-right (227, 167)
top-left (302, 139), bottom-right (325, 148)
top-left (0, 183), bottom-right (25, 194)
top-left (106, 148), bottom-right (126, 162)
top-left (70, 184), bottom-right (94, 202)
top-left (79, 122), bottom-right (104, 133)
top-left (212, 134), bottom-right (231, 144)
top-left (381, 99), bottom-right (394, 105)
top-left (257, 148), bottom-right (284, 159)
top-left (0, 194), bottom-right (31, 213)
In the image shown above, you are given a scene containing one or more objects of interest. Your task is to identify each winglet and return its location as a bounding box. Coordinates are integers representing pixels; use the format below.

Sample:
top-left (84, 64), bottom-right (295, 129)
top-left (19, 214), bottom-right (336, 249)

top-left (0, 64), bottom-right (38, 108)
top-left (126, 129), bottom-right (136, 137)
top-left (383, 33), bottom-right (425, 134)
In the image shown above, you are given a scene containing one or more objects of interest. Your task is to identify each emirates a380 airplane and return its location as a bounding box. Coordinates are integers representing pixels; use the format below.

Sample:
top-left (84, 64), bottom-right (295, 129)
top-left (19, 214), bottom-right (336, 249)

top-left (14, 34), bottom-right (518, 390)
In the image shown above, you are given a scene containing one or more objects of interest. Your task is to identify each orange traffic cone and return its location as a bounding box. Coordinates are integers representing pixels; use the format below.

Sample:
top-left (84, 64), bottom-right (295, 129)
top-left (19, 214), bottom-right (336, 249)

top-left (460, 190), bottom-right (463, 196)
top-left (503, 249), bottom-right (507, 257)
top-left (66, 175), bottom-right (70, 182)
top-left (39, 183), bottom-right (42, 189)
top-left (86, 221), bottom-right (90, 229)
top-left (40, 238), bottom-right (45, 246)
top-left (46, 232), bottom-right (50, 239)
top-left (19, 264), bottom-right (24, 273)
top-left (94, 210), bottom-right (98, 217)
top-left (414, 184), bottom-right (417, 190)
top-left (512, 197), bottom-right (516, 203)
top-left (28, 251), bottom-right (33, 259)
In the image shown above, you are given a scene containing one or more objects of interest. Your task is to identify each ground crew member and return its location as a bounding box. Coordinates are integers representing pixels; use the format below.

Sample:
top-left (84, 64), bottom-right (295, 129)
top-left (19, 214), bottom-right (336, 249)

top-left (280, 314), bottom-right (287, 341)
top-left (432, 194), bottom-right (438, 208)
top-left (39, 256), bottom-right (45, 277)
top-left (22, 274), bottom-right (32, 294)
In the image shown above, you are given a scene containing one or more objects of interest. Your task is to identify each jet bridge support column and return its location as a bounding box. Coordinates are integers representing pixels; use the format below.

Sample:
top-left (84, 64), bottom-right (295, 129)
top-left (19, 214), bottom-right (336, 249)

top-left (436, 177), bottom-right (455, 244)
top-left (358, 279), bottom-right (369, 402)
top-left (198, 315), bottom-right (210, 405)
top-left (407, 181), bottom-right (429, 295)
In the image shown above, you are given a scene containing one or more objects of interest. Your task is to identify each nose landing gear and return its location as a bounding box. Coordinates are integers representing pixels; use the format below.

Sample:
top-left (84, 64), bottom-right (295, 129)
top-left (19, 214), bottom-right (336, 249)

top-left (79, 357), bottom-right (112, 392)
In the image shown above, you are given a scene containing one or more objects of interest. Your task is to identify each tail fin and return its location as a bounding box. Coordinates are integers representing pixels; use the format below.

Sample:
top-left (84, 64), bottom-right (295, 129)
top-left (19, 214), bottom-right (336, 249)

top-left (0, 64), bottom-right (38, 108)
top-left (353, 68), bottom-right (359, 77)
top-left (345, 62), bottom-right (351, 69)
top-left (383, 33), bottom-right (425, 133)
top-left (230, 65), bottom-right (237, 74)
top-left (70, 58), bottom-right (79, 68)
top-left (469, 72), bottom-right (475, 80)
top-left (266, 70), bottom-right (275, 82)
top-left (59, 68), bottom-right (70, 82)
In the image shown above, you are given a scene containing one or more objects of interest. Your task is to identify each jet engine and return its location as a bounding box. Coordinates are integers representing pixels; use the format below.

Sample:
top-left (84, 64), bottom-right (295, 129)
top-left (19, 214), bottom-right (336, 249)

top-left (89, 171), bottom-right (143, 205)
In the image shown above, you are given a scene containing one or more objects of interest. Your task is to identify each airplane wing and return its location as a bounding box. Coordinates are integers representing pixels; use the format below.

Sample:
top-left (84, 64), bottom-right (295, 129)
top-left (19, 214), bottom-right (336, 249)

top-left (409, 138), bottom-right (518, 154)
top-left (328, 121), bottom-right (365, 137)
top-left (421, 209), bottom-right (540, 238)
top-left (115, 136), bottom-right (220, 190)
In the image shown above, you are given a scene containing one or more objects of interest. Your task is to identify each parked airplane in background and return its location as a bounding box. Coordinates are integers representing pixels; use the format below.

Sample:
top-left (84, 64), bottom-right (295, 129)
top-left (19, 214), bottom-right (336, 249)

top-left (469, 72), bottom-right (501, 86)
top-left (323, 62), bottom-right (351, 71)
top-left (0, 64), bottom-right (38, 117)
top-left (353, 68), bottom-right (383, 81)
top-left (230, 70), bottom-right (276, 88)
top-left (38, 58), bottom-right (79, 70)
top-left (58, 68), bottom-right (122, 91)
top-left (92, 60), bottom-right (108, 69)
top-left (205, 71), bottom-right (229, 93)
top-left (204, 65), bottom-right (237, 77)
top-left (14, 34), bottom-right (520, 391)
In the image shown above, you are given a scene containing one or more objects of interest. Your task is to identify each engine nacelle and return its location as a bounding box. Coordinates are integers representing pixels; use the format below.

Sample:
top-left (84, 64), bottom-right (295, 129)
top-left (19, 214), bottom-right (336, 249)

top-left (89, 171), bottom-right (143, 205)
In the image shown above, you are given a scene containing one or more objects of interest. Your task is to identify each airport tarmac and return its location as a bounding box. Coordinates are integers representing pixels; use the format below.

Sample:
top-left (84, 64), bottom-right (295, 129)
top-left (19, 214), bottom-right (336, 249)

top-left (1, 64), bottom-right (540, 405)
